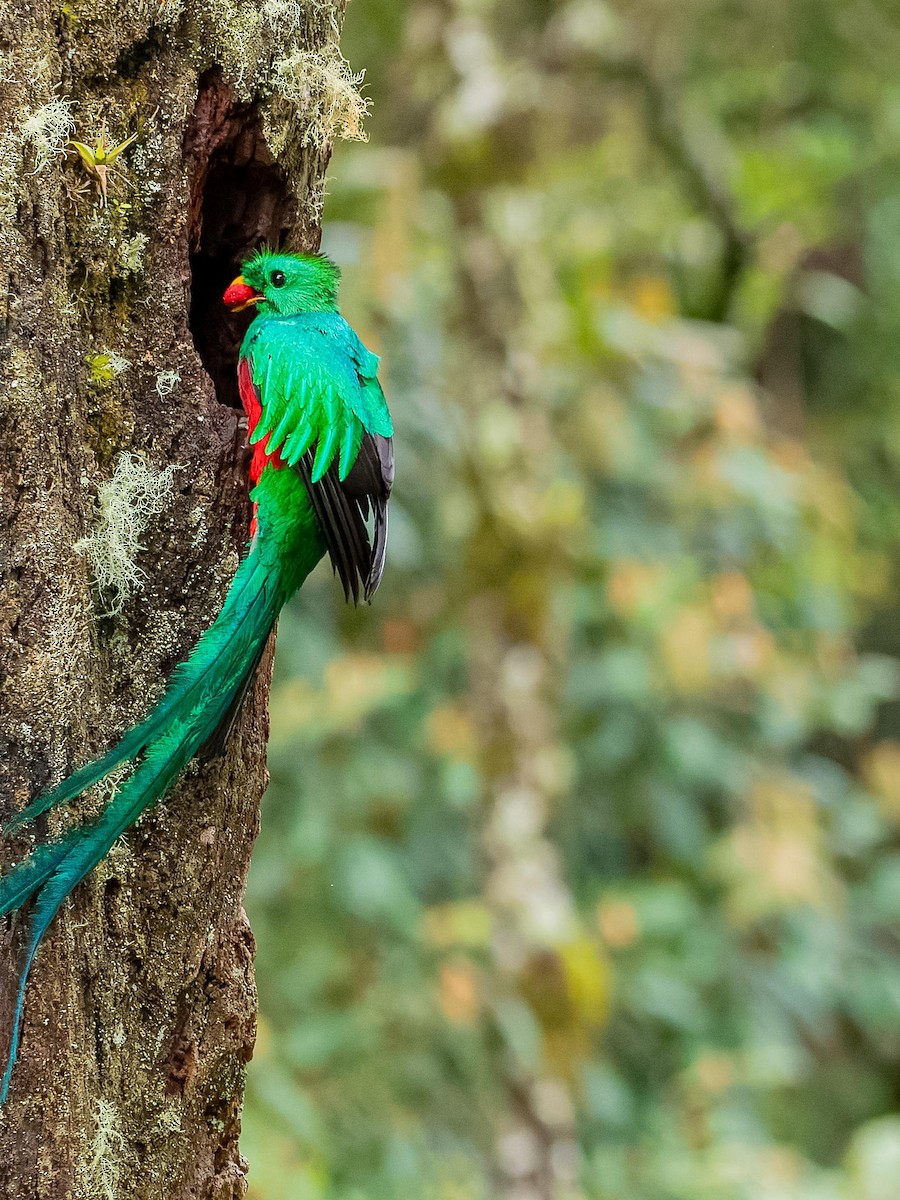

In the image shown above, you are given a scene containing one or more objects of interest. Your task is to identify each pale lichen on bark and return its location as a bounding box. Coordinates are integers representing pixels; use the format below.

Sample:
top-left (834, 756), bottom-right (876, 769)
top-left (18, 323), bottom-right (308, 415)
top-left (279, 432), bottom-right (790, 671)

top-left (0, 0), bottom-right (361, 1195)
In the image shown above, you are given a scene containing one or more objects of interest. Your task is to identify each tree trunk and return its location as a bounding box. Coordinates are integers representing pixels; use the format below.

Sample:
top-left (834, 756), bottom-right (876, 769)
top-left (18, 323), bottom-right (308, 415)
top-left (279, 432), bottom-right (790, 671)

top-left (0, 1), bottom-right (350, 1194)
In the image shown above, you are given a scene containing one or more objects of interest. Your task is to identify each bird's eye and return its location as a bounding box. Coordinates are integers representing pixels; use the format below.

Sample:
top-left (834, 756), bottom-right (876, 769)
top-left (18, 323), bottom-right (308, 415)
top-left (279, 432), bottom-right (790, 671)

top-left (271, 270), bottom-right (286, 288)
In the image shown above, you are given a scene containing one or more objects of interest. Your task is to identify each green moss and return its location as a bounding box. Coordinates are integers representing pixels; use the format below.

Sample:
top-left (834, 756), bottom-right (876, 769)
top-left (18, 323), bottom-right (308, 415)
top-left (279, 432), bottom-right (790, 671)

top-left (86, 351), bottom-right (128, 387)
top-left (117, 232), bottom-right (147, 275)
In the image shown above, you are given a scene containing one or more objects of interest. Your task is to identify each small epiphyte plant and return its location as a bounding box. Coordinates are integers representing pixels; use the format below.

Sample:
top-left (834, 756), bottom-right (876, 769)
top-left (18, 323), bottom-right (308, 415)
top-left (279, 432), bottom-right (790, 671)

top-left (68, 128), bottom-right (137, 207)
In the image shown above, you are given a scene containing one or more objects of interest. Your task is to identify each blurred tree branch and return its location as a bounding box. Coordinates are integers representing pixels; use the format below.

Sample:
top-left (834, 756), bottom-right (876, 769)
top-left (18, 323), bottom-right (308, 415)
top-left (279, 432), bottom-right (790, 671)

top-left (602, 54), bottom-right (752, 320)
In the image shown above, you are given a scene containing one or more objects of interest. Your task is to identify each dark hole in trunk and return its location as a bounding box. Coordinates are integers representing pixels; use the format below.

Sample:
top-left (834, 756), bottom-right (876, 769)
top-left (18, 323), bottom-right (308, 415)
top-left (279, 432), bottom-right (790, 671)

top-left (185, 69), bottom-right (297, 410)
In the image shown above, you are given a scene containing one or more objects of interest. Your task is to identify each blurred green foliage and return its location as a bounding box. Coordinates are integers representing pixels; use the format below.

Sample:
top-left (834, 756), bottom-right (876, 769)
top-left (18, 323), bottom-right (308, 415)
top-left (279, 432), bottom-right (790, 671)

top-left (242, 2), bottom-right (900, 1196)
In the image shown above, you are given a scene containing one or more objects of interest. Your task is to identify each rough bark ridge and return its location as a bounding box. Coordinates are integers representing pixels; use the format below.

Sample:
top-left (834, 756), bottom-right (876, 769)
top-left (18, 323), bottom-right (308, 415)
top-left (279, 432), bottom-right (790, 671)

top-left (0, 0), bottom-right (353, 1195)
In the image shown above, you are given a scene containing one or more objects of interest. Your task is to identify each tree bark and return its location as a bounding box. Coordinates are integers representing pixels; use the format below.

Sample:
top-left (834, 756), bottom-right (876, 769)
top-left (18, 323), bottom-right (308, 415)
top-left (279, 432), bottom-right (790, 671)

top-left (0, 1), bottom-right (347, 1194)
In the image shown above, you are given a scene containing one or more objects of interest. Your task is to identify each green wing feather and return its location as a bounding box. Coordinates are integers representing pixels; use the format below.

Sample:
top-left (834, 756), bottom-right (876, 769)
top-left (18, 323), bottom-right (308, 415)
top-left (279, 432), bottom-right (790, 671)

top-left (244, 313), bottom-right (392, 484)
top-left (241, 312), bottom-right (393, 605)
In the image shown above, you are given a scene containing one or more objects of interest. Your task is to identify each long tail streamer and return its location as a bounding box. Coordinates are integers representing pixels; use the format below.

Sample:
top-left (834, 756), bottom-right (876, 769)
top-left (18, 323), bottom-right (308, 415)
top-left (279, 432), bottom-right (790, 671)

top-left (0, 542), bottom-right (283, 1103)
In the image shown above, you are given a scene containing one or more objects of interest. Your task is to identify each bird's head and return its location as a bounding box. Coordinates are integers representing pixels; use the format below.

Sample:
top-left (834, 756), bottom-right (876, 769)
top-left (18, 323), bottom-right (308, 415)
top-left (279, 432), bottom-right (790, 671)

top-left (223, 249), bottom-right (341, 317)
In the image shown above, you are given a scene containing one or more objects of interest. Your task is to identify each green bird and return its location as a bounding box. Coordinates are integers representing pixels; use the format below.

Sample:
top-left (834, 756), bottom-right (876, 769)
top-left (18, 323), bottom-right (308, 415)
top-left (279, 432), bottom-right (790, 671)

top-left (0, 249), bottom-right (394, 1102)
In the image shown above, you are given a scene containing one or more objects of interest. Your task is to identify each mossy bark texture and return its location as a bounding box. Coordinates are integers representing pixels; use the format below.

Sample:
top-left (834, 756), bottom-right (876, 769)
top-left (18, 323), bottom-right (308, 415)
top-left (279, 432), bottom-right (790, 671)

top-left (0, 1), bottom-right (347, 1195)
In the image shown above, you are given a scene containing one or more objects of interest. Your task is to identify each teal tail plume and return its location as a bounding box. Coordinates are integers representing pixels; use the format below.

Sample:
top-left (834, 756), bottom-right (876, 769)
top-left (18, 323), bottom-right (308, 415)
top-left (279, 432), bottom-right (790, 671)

top-left (3, 552), bottom-right (277, 835)
top-left (0, 542), bottom-right (285, 1104)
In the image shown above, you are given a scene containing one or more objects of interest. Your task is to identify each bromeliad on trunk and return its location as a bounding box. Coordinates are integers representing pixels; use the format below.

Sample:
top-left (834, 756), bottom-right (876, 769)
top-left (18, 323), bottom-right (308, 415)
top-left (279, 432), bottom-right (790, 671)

top-left (0, 249), bottom-right (394, 1103)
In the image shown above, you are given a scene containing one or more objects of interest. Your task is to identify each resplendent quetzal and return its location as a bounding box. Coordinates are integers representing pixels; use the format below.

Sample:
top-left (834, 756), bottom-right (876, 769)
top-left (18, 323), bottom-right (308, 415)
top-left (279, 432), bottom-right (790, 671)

top-left (0, 249), bottom-right (394, 1102)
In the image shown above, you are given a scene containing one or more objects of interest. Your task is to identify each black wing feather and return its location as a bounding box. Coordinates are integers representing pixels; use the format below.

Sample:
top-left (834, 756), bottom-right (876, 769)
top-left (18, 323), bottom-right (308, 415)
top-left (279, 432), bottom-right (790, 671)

top-left (344, 433), bottom-right (393, 600)
top-left (295, 433), bottom-right (393, 605)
